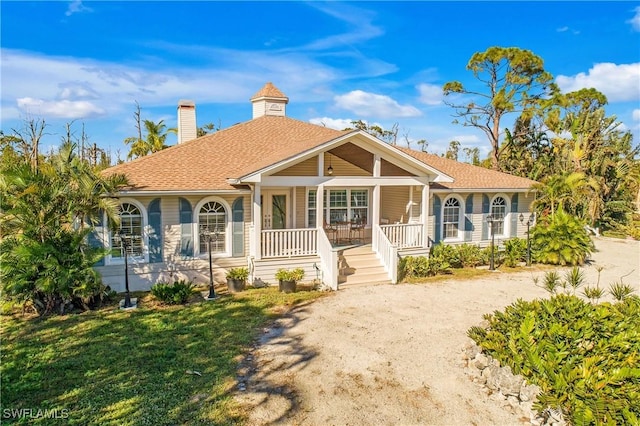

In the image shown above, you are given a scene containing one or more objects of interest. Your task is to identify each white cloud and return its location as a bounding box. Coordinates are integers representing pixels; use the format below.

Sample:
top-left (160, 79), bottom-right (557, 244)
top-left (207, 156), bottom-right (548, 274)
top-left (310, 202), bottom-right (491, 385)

top-left (17, 98), bottom-right (105, 119)
top-left (555, 63), bottom-right (640, 102)
top-left (334, 90), bottom-right (421, 118)
top-left (417, 83), bottom-right (443, 105)
top-left (628, 6), bottom-right (640, 31)
top-left (0, 48), bottom-right (341, 122)
top-left (65, 0), bottom-right (92, 17)
top-left (557, 26), bottom-right (569, 32)
top-left (303, 2), bottom-right (383, 51)
top-left (309, 117), bottom-right (354, 130)
top-left (633, 109), bottom-right (640, 121)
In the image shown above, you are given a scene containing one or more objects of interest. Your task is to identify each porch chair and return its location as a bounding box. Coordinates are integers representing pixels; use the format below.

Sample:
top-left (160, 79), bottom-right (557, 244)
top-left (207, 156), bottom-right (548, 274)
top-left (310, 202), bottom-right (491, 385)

top-left (350, 218), bottom-right (365, 244)
top-left (323, 220), bottom-right (338, 244)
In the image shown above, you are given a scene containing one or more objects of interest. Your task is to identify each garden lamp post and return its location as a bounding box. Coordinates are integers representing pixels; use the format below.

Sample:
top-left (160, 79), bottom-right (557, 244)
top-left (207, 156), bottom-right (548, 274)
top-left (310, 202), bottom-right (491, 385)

top-left (486, 215), bottom-right (495, 271)
top-left (519, 213), bottom-right (535, 266)
top-left (118, 228), bottom-right (133, 308)
top-left (201, 228), bottom-right (219, 300)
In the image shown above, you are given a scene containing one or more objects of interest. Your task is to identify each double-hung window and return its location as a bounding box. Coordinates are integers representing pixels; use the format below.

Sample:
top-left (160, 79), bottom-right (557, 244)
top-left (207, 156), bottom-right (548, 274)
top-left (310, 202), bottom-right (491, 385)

top-left (491, 196), bottom-right (507, 235)
top-left (443, 197), bottom-right (461, 239)
top-left (307, 189), bottom-right (369, 226)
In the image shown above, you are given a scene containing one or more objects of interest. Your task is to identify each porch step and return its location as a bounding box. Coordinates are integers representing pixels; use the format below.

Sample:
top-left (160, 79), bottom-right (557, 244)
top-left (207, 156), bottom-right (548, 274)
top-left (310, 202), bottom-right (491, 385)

top-left (338, 245), bottom-right (391, 287)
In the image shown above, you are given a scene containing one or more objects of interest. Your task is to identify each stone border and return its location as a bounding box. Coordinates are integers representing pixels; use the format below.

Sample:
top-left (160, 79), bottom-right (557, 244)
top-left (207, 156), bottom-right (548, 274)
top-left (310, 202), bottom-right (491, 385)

top-left (460, 341), bottom-right (567, 426)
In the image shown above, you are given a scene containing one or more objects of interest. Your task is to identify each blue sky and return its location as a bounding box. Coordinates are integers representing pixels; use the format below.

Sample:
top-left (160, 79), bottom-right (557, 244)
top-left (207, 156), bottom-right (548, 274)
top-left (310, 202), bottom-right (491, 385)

top-left (2, 1), bottom-right (639, 161)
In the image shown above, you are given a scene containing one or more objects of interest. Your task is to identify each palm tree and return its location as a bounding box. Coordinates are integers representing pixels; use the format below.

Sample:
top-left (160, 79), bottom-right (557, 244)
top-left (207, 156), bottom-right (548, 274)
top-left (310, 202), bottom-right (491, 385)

top-left (531, 172), bottom-right (597, 220)
top-left (0, 142), bottom-right (127, 315)
top-left (125, 119), bottom-right (176, 159)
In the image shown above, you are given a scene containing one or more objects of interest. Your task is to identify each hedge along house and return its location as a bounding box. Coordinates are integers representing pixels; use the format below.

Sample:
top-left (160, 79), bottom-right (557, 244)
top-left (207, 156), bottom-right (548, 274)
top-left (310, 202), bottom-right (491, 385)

top-left (98, 83), bottom-right (536, 292)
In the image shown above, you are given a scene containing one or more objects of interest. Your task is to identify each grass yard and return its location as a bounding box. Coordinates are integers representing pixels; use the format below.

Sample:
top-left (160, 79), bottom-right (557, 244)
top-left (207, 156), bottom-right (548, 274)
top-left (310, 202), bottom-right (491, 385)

top-left (1, 287), bottom-right (327, 425)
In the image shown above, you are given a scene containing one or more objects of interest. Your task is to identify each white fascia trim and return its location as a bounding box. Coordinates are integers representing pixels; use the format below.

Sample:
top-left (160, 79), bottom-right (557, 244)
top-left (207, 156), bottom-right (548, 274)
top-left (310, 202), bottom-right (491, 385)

top-left (430, 188), bottom-right (534, 193)
top-left (260, 176), bottom-right (430, 187)
top-left (234, 130), bottom-right (454, 184)
top-left (116, 189), bottom-right (251, 196)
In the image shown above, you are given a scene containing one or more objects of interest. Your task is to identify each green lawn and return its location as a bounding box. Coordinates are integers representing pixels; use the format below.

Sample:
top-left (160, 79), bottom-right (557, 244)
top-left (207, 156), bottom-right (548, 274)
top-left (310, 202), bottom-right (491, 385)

top-left (1, 287), bottom-right (327, 425)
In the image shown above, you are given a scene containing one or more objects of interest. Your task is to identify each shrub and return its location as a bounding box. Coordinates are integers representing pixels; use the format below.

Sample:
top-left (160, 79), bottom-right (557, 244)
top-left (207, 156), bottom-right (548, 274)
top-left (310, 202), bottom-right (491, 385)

top-left (468, 294), bottom-right (640, 424)
top-left (431, 243), bottom-right (461, 268)
top-left (0, 229), bottom-right (107, 316)
top-left (151, 280), bottom-right (195, 305)
top-left (400, 255), bottom-right (450, 279)
top-left (531, 209), bottom-right (594, 265)
top-left (503, 238), bottom-right (527, 267)
top-left (456, 243), bottom-right (484, 268)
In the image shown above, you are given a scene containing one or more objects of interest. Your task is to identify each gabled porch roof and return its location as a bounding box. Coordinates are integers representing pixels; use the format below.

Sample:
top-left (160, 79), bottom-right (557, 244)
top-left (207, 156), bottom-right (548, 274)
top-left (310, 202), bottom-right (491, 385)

top-left (232, 130), bottom-right (454, 185)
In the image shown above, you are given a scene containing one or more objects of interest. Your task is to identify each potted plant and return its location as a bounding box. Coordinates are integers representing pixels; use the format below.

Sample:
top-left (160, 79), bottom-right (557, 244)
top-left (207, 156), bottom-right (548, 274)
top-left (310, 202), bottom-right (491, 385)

top-left (226, 267), bottom-right (249, 293)
top-left (275, 267), bottom-right (305, 293)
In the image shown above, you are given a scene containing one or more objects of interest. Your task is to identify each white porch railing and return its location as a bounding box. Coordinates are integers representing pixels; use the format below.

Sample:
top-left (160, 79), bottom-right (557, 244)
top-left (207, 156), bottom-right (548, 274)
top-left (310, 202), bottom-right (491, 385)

top-left (380, 223), bottom-right (423, 249)
top-left (372, 224), bottom-right (398, 284)
top-left (317, 230), bottom-right (338, 290)
top-left (261, 228), bottom-right (317, 258)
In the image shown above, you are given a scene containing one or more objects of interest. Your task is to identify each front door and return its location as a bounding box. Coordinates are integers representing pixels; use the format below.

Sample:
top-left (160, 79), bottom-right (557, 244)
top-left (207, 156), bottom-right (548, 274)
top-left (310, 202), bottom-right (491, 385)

top-left (262, 191), bottom-right (289, 230)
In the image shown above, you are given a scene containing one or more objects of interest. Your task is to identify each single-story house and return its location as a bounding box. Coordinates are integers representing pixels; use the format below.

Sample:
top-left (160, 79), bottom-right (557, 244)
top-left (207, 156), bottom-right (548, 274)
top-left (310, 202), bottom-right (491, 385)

top-left (98, 83), bottom-right (536, 291)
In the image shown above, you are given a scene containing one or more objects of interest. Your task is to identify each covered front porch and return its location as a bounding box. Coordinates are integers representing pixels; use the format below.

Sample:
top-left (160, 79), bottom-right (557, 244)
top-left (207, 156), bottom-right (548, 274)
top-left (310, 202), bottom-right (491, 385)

top-left (248, 178), bottom-right (432, 290)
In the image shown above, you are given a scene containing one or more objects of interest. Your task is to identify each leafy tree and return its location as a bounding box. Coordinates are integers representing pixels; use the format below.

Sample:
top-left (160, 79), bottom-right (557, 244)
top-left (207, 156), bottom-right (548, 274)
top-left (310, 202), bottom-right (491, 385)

top-left (0, 140), bottom-right (127, 315)
top-left (443, 46), bottom-right (554, 170)
top-left (461, 147), bottom-right (480, 165)
top-left (1, 118), bottom-right (48, 171)
top-left (345, 120), bottom-right (399, 145)
top-left (444, 140), bottom-right (460, 160)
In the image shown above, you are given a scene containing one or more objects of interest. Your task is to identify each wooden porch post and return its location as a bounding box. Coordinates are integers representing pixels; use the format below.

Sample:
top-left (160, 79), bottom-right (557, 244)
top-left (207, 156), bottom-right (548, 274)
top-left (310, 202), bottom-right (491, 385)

top-left (315, 184), bottom-right (325, 229)
top-left (372, 154), bottom-right (381, 250)
top-left (253, 183), bottom-right (262, 260)
top-left (422, 183), bottom-right (430, 249)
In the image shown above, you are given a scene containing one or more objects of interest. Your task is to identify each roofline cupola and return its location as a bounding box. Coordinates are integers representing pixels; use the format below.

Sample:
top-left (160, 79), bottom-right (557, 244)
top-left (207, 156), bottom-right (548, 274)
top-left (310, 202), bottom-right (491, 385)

top-left (250, 82), bottom-right (288, 119)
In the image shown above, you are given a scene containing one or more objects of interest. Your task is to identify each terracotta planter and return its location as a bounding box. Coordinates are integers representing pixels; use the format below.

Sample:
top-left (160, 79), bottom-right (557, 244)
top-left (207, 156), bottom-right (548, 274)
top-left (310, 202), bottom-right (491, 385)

top-left (227, 278), bottom-right (246, 293)
top-left (278, 279), bottom-right (297, 293)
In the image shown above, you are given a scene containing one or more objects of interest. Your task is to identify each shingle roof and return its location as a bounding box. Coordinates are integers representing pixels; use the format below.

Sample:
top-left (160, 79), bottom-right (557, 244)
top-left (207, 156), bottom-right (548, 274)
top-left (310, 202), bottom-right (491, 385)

top-left (251, 82), bottom-right (288, 101)
top-left (104, 115), bottom-right (348, 191)
top-left (105, 109), bottom-right (535, 193)
top-left (395, 147), bottom-right (536, 190)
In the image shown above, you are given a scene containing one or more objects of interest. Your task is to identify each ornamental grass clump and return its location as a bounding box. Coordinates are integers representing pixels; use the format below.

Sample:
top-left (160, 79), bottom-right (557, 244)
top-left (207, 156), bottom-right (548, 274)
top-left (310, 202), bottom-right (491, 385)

top-left (151, 279), bottom-right (195, 305)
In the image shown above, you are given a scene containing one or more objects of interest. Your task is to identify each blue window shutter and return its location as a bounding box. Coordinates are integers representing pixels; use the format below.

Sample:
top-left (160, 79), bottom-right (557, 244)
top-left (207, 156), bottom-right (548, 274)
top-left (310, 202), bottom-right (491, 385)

top-left (464, 194), bottom-right (474, 242)
top-left (179, 198), bottom-right (193, 258)
top-left (232, 197), bottom-right (244, 257)
top-left (433, 195), bottom-right (441, 244)
top-left (481, 194), bottom-right (490, 240)
top-left (89, 211), bottom-right (105, 266)
top-left (510, 194), bottom-right (519, 237)
top-left (148, 198), bottom-right (162, 263)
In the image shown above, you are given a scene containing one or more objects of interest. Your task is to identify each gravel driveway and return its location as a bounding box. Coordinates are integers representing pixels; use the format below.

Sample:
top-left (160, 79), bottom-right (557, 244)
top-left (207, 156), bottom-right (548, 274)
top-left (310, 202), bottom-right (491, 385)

top-left (236, 237), bottom-right (639, 425)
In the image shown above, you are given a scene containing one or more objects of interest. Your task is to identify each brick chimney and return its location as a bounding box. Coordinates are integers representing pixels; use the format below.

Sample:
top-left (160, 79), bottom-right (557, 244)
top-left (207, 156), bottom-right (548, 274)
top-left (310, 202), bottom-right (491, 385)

top-left (177, 100), bottom-right (197, 143)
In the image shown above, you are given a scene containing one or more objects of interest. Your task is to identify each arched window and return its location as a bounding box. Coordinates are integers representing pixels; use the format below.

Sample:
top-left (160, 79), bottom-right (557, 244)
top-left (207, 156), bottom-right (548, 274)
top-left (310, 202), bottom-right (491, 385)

top-left (491, 196), bottom-right (507, 235)
top-left (198, 201), bottom-right (227, 254)
top-left (443, 197), bottom-right (461, 239)
top-left (112, 203), bottom-right (144, 258)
